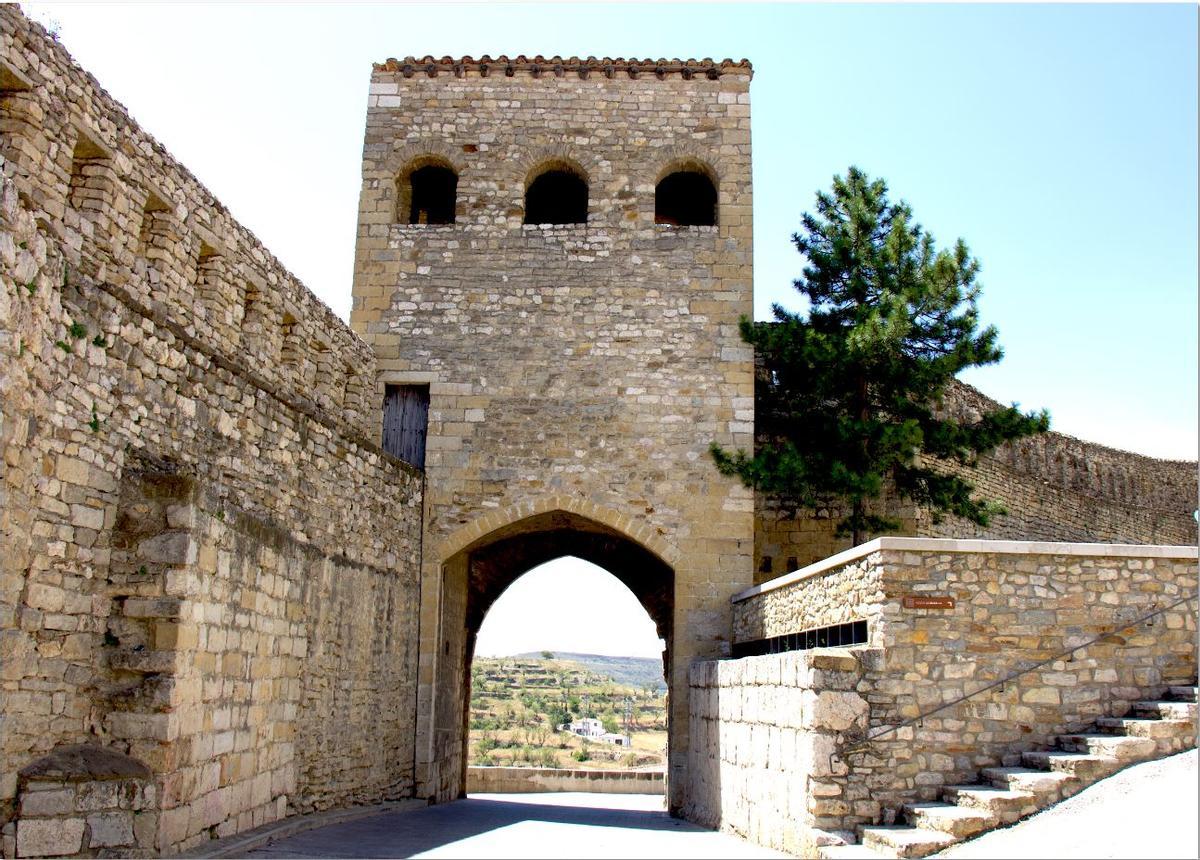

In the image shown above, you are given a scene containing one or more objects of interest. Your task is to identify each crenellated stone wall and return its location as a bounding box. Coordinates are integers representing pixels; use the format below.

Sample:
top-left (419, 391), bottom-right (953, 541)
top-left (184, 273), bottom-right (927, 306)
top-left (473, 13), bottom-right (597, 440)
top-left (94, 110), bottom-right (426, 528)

top-left (753, 382), bottom-right (1198, 581)
top-left (0, 7), bottom-right (377, 436)
top-left (0, 9), bottom-right (424, 855)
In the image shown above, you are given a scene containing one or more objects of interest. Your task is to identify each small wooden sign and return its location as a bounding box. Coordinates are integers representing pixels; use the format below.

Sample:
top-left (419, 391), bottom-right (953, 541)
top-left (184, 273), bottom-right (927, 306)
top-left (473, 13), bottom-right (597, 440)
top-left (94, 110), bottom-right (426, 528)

top-left (903, 595), bottom-right (956, 610)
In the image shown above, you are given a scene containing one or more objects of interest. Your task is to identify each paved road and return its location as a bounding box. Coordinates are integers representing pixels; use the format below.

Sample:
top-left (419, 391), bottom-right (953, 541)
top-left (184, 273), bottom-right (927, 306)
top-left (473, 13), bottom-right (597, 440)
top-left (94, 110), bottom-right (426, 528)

top-left (246, 793), bottom-right (789, 859)
top-left (937, 749), bottom-right (1198, 859)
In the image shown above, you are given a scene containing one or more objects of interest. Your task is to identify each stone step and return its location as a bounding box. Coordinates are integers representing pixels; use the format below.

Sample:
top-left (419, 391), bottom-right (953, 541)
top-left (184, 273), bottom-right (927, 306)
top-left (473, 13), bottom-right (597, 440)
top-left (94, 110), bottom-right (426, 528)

top-left (1021, 750), bottom-right (1118, 783)
top-left (982, 766), bottom-right (1079, 803)
top-left (1096, 717), bottom-right (1196, 739)
top-left (861, 826), bottom-right (957, 858)
top-left (1168, 685), bottom-right (1198, 701)
top-left (818, 844), bottom-right (893, 860)
top-left (1132, 700), bottom-right (1198, 721)
top-left (942, 785), bottom-right (1040, 824)
top-left (1056, 733), bottom-right (1157, 761)
top-left (902, 802), bottom-right (996, 838)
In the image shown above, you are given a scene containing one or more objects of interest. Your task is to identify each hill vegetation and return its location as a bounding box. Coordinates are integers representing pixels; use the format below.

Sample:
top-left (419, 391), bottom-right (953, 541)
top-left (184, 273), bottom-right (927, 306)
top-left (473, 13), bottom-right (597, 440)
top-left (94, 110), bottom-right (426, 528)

top-left (470, 654), bottom-right (667, 771)
top-left (513, 651), bottom-right (667, 692)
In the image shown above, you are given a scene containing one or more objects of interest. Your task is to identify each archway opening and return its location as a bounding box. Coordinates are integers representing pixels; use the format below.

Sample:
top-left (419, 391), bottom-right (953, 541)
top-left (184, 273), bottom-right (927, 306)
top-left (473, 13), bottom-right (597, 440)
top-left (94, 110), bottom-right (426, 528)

top-left (470, 557), bottom-right (668, 775)
top-left (397, 159), bottom-right (458, 224)
top-left (524, 163), bottom-right (588, 225)
top-left (428, 510), bottom-right (676, 805)
top-left (655, 164), bottom-right (717, 226)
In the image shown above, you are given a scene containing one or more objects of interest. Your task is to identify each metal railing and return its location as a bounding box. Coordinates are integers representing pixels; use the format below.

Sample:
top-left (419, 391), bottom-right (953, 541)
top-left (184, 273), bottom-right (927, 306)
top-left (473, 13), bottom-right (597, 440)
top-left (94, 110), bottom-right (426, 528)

top-left (839, 590), bottom-right (1199, 754)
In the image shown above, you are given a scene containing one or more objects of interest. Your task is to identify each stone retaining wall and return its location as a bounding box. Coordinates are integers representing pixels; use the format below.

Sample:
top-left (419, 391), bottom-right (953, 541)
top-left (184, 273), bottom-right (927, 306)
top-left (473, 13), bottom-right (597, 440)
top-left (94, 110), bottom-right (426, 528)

top-left (687, 539), bottom-right (1198, 852)
top-left (467, 767), bottom-right (664, 795)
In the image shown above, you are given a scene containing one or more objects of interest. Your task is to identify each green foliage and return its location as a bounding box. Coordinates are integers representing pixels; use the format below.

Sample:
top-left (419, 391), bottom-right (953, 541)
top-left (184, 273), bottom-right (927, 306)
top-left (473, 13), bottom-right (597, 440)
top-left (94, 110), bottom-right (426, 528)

top-left (25, 281), bottom-right (36, 295)
top-left (540, 650), bottom-right (554, 659)
top-left (602, 715), bottom-right (620, 735)
top-left (54, 339), bottom-right (71, 354)
top-left (571, 743), bottom-right (590, 762)
top-left (67, 322), bottom-right (87, 339)
top-left (476, 736), bottom-right (498, 755)
top-left (712, 166), bottom-right (1049, 542)
top-left (88, 403), bottom-right (100, 433)
top-left (92, 333), bottom-right (107, 348)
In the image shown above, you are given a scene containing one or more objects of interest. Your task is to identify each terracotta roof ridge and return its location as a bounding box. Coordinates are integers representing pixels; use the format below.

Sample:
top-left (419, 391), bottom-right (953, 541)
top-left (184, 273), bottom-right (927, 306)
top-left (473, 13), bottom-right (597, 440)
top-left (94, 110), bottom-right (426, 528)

top-left (373, 55), bottom-right (752, 79)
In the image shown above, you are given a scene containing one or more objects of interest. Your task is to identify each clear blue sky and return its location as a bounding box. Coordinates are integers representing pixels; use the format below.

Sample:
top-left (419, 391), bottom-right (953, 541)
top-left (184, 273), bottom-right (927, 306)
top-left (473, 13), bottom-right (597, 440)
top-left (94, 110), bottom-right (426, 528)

top-left (23, 3), bottom-right (1195, 658)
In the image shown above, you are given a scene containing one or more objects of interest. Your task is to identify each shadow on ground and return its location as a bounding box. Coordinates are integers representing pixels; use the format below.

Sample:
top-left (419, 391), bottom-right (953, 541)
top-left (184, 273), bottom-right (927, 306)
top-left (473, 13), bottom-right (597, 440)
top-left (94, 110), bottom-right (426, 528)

top-left (246, 793), bottom-right (784, 859)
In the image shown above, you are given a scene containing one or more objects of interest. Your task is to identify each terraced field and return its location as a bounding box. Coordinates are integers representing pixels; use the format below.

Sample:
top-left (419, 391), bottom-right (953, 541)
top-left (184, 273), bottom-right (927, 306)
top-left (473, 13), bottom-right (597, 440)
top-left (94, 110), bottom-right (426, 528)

top-left (469, 655), bottom-right (667, 771)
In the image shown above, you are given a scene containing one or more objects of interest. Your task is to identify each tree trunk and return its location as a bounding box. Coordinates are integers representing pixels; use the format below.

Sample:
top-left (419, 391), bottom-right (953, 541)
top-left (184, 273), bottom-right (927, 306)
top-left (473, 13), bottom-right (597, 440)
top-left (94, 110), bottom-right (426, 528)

top-left (853, 372), bottom-right (869, 546)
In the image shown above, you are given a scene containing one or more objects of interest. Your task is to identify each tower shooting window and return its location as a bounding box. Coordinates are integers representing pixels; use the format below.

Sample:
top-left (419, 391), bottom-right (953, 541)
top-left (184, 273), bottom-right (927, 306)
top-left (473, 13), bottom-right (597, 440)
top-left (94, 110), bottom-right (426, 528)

top-left (655, 163), bottom-right (717, 227)
top-left (524, 161), bottom-right (588, 225)
top-left (397, 159), bottom-right (457, 225)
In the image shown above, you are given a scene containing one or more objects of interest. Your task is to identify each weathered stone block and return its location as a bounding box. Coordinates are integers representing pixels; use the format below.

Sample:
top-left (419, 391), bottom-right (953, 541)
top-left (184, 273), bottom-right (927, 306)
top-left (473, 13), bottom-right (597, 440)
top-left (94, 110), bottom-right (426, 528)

top-left (18, 787), bottom-right (74, 817)
top-left (87, 811), bottom-right (134, 847)
top-left (16, 818), bottom-right (85, 858)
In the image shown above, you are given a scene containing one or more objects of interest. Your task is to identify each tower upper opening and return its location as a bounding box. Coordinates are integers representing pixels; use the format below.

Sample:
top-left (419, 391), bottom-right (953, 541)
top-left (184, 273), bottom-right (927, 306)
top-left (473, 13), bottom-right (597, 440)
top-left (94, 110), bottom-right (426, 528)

top-left (524, 162), bottom-right (588, 225)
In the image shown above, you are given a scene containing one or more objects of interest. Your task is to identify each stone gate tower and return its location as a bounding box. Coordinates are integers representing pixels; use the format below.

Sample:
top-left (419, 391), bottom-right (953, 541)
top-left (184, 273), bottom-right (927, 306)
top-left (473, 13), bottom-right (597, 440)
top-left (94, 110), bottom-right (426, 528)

top-left (350, 55), bottom-right (755, 811)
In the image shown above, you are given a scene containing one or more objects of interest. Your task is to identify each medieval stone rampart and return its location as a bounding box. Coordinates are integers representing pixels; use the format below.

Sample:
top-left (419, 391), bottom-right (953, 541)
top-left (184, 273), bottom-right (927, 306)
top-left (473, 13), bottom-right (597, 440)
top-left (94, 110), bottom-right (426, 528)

top-left (754, 381), bottom-right (1198, 580)
top-left (1, 10), bottom-right (424, 854)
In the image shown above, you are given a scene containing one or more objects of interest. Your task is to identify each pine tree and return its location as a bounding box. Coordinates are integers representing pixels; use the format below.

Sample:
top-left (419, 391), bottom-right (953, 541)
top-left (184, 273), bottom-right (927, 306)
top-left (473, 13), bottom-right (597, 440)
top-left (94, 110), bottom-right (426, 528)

top-left (711, 167), bottom-right (1049, 545)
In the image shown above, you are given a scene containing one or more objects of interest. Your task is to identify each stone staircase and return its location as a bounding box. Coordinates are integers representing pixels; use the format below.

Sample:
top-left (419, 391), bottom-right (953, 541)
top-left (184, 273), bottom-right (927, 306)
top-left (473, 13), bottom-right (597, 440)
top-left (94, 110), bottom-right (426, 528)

top-left (820, 685), bottom-right (1199, 859)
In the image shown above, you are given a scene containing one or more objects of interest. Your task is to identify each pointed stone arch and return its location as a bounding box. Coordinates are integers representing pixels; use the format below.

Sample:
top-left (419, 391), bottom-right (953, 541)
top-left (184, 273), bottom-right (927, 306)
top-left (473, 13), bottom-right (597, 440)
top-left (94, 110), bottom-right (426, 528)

top-left (420, 501), bottom-right (679, 806)
top-left (432, 495), bottom-right (679, 569)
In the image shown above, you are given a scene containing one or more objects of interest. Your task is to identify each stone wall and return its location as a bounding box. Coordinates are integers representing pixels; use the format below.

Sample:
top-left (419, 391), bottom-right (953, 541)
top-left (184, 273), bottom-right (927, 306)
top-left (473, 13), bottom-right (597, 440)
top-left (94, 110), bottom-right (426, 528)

top-left (351, 55), bottom-right (757, 810)
top-left (753, 382), bottom-right (1199, 581)
top-left (1, 9), bottom-right (424, 855)
top-left (684, 649), bottom-right (870, 856)
top-left (467, 766), bottom-right (664, 795)
top-left (690, 538), bottom-right (1198, 851)
top-left (6, 747), bottom-right (157, 859)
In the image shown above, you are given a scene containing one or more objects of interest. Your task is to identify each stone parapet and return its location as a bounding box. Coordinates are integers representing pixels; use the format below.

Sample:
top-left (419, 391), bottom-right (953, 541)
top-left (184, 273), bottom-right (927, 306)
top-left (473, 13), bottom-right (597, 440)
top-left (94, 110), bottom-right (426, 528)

top-left (466, 767), bottom-right (664, 795)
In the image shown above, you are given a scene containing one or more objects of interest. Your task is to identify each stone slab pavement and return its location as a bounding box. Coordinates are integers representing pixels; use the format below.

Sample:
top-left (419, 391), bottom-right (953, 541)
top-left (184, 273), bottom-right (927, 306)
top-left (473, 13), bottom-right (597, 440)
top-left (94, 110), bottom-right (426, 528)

top-left (936, 748), bottom-right (1199, 859)
top-left (244, 792), bottom-right (791, 859)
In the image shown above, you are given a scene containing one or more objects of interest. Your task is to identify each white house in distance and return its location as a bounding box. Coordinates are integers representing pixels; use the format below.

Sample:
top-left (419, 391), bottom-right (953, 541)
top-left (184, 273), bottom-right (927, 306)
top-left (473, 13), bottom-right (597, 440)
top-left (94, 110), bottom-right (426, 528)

top-left (560, 717), bottom-right (630, 747)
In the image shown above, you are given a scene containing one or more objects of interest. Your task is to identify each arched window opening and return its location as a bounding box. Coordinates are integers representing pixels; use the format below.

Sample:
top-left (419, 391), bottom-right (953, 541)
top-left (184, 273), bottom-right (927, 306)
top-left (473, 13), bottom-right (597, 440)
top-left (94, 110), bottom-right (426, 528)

top-left (471, 557), bottom-right (667, 773)
top-left (524, 164), bottom-right (588, 225)
top-left (397, 161), bottom-right (457, 225)
top-left (655, 168), bottom-right (717, 226)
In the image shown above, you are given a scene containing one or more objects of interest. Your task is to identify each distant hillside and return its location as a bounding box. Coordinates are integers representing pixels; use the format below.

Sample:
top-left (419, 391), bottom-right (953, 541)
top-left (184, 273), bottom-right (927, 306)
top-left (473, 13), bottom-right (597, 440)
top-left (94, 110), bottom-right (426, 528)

top-left (514, 652), bottom-right (666, 691)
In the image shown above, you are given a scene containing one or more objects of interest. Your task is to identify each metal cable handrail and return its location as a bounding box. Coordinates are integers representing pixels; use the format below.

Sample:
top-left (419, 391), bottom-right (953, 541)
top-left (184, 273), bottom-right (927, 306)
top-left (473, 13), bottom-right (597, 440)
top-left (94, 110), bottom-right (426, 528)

top-left (840, 589), bottom-right (1199, 754)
